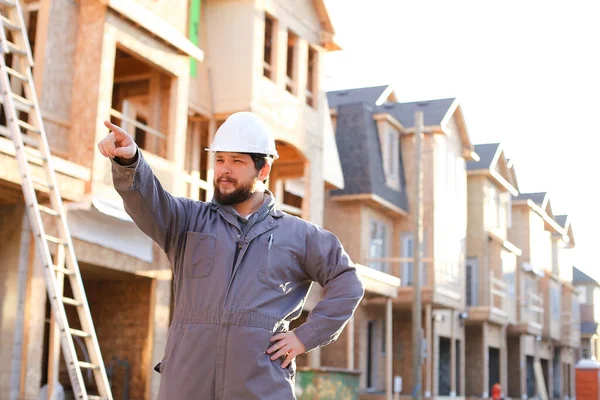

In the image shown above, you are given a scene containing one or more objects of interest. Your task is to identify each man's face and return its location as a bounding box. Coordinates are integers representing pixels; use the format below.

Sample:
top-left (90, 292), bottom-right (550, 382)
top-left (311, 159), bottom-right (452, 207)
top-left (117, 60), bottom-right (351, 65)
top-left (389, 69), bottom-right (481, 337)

top-left (213, 152), bottom-right (263, 205)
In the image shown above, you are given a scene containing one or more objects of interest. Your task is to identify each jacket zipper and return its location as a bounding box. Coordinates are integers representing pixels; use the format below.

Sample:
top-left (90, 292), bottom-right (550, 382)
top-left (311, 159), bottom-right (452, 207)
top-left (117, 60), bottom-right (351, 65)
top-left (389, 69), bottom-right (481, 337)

top-left (232, 239), bottom-right (244, 273)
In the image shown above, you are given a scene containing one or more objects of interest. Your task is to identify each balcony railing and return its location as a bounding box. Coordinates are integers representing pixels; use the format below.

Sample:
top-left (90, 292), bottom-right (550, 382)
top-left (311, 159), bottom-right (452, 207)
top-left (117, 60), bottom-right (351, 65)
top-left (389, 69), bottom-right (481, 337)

top-left (490, 272), bottom-right (508, 316)
top-left (521, 292), bottom-right (544, 329)
top-left (561, 311), bottom-right (580, 345)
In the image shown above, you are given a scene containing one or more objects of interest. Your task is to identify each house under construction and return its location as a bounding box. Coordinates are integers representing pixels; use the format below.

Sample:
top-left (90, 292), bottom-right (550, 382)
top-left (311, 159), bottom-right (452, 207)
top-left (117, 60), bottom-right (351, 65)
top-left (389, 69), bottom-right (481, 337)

top-left (0, 0), bottom-right (343, 398)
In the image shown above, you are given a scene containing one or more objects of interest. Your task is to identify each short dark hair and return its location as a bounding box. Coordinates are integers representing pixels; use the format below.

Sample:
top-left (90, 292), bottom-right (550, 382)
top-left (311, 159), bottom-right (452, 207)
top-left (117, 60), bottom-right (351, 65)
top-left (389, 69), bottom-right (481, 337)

top-left (248, 153), bottom-right (268, 172)
top-left (248, 153), bottom-right (272, 183)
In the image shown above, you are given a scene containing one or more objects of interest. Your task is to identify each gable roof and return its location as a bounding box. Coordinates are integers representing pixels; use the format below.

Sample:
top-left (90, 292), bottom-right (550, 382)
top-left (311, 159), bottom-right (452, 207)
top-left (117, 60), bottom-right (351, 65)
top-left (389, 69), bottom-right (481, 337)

top-left (376, 98), bottom-right (456, 128)
top-left (328, 85), bottom-right (396, 109)
top-left (507, 160), bottom-right (519, 192)
top-left (514, 192), bottom-right (547, 205)
top-left (313, 0), bottom-right (340, 50)
top-left (467, 143), bottom-right (518, 194)
top-left (581, 322), bottom-right (599, 335)
top-left (513, 192), bottom-right (567, 236)
top-left (329, 102), bottom-right (408, 213)
top-left (467, 143), bottom-right (500, 171)
top-left (573, 267), bottom-right (599, 285)
top-left (556, 215), bottom-right (568, 227)
top-left (555, 214), bottom-right (575, 246)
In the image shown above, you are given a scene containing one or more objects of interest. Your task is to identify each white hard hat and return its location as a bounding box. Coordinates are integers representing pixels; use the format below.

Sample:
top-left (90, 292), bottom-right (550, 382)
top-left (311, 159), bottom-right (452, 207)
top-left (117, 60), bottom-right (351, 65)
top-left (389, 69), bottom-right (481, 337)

top-left (206, 112), bottom-right (279, 160)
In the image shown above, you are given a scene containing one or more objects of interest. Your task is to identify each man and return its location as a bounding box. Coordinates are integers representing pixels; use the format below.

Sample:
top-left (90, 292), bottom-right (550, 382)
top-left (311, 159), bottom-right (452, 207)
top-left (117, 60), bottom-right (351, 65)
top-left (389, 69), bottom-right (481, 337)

top-left (98, 112), bottom-right (364, 399)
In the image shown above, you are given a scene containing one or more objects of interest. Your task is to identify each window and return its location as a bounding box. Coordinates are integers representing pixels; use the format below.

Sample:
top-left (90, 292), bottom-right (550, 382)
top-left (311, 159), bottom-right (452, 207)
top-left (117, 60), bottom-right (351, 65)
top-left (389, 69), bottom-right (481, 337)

top-left (387, 129), bottom-right (399, 181)
top-left (263, 14), bottom-right (276, 79)
top-left (579, 286), bottom-right (588, 304)
top-left (466, 257), bottom-right (478, 306)
top-left (487, 186), bottom-right (501, 228)
top-left (523, 278), bottom-right (532, 307)
top-left (583, 347), bottom-right (590, 359)
top-left (285, 30), bottom-right (298, 94)
top-left (376, 120), bottom-right (400, 189)
top-left (369, 220), bottom-right (388, 272)
top-left (306, 47), bottom-right (318, 107)
top-left (496, 191), bottom-right (502, 228)
top-left (550, 286), bottom-right (561, 321)
top-left (502, 251), bottom-right (516, 297)
top-left (401, 233), bottom-right (426, 286)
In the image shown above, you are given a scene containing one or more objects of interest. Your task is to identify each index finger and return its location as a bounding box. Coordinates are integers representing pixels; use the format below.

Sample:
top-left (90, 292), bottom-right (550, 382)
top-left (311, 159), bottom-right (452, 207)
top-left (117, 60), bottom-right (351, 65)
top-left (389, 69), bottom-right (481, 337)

top-left (104, 120), bottom-right (128, 139)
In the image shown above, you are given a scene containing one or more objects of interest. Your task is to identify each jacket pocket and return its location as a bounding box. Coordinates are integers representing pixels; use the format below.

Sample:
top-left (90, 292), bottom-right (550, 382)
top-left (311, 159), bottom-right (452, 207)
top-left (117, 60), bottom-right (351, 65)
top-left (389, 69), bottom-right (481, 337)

top-left (257, 242), bottom-right (298, 293)
top-left (183, 232), bottom-right (216, 278)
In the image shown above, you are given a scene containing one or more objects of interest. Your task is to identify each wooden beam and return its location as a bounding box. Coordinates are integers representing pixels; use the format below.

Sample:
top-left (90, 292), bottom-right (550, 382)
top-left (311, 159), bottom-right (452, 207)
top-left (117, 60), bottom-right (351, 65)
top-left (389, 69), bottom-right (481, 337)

top-left (113, 73), bottom-right (152, 84)
top-left (19, 229), bottom-right (36, 399)
top-left (386, 298), bottom-right (393, 400)
top-left (346, 316), bottom-right (354, 370)
top-left (114, 57), bottom-right (151, 78)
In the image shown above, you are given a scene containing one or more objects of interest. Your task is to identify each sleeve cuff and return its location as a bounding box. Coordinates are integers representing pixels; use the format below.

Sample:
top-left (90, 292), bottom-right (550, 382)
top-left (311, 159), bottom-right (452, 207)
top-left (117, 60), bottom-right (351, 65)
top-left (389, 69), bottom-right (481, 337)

top-left (111, 149), bottom-right (140, 169)
top-left (293, 323), bottom-right (320, 353)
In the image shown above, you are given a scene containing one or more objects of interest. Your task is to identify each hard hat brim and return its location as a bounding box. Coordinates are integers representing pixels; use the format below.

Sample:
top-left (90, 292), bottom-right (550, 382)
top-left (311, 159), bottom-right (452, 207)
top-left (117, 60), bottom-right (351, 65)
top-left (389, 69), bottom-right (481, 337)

top-left (205, 147), bottom-right (279, 160)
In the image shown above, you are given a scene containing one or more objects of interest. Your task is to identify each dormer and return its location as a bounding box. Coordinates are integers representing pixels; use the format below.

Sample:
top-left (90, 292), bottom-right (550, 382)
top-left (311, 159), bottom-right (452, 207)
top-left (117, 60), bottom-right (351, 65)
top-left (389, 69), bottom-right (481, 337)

top-left (372, 112), bottom-right (404, 191)
top-left (467, 143), bottom-right (518, 236)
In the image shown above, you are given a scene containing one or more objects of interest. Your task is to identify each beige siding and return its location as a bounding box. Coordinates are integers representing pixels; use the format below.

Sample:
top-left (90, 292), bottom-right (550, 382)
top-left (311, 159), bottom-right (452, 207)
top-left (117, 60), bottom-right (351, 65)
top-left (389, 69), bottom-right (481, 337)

top-left (205, 0), bottom-right (255, 114)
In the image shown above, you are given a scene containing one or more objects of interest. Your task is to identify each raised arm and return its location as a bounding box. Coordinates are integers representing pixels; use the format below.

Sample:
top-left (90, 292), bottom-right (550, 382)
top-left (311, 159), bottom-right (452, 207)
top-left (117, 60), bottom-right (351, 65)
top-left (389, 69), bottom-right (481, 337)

top-left (98, 121), bottom-right (193, 256)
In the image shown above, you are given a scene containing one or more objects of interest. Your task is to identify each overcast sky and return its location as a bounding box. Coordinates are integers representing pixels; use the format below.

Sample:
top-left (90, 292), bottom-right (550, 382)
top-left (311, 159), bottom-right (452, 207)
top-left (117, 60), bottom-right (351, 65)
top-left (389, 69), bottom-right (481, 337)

top-left (324, 0), bottom-right (600, 280)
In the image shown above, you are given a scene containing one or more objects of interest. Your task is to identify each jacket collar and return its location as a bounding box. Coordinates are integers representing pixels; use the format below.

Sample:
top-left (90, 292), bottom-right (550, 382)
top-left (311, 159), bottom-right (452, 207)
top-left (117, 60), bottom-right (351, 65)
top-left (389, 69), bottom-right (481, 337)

top-left (209, 190), bottom-right (284, 218)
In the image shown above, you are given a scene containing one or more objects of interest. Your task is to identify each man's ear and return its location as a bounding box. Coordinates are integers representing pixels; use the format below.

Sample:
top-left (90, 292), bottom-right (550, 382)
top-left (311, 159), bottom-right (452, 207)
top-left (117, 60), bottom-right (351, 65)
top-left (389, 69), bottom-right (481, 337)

top-left (259, 162), bottom-right (272, 182)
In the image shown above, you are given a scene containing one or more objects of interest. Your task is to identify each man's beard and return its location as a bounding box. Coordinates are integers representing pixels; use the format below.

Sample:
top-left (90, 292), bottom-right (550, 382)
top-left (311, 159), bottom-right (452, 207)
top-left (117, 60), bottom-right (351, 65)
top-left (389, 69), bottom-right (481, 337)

top-left (213, 176), bottom-right (258, 206)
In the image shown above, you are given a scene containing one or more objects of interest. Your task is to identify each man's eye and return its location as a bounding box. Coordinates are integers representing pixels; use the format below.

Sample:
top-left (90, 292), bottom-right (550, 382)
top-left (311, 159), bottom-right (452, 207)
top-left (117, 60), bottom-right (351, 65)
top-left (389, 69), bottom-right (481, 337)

top-left (216, 159), bottom-right (224, 163)
top-left (234, 160), bottom-right (243, 163)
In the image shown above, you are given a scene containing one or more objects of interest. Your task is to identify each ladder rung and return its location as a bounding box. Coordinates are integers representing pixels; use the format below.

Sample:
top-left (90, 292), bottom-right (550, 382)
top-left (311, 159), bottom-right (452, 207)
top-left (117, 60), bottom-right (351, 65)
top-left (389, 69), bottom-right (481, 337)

top-left (20, 133), bottom-right (39, 148)
top-left (0, 94), bottom-right (29, 113)
top-left (16, 119), bottom-right (40, 134)
top-left (10, 92), bottom-right (33, 109)
top-left (38, 204), bottom-right (60, 216)
top-left (22, 146), bottom-right (47, 161)
top-left (44, 234), bottom-right (64, 245)
top-left (0, 15), bottom-right (19, 31)
top-left (4, 40), bottom-right (27, 56)
top-left (88, 396), bottom-right (109, 400)
top-left (62, 297), bottom-right (83, 307)
top-left (52, 265), bottom-right (74, 275)
top-left (78, 361), bottom-right (99, 370)
top-left (31, 176), bottom-right (52, 188)
top-left (6, 66), bottom-right (27, 82)
top-left (0, 0), bottom-right (15, 7)
top-left (69, 328), bottom-right (91, 338)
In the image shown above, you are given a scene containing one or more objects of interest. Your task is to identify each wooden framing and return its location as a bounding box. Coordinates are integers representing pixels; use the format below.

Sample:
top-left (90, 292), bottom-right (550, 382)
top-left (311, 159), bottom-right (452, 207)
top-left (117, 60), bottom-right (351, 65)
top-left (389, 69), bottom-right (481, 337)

top-left (102, 0), bottom-right (204, 61)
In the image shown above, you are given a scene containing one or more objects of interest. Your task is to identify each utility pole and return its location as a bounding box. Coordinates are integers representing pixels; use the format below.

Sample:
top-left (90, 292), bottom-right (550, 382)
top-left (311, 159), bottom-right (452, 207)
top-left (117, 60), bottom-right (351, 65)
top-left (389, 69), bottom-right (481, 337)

top-left (412, 111), bottom-right (424, 400)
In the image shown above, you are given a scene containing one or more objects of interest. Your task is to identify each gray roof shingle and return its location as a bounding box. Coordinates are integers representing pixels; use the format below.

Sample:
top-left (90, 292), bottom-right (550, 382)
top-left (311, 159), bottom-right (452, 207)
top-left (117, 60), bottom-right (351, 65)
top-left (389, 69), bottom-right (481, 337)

top-left (573, 267), bottom-right (599, 285)
top-left (555, 215), bottom-right (568, 228)
top-left (467, 143), bottom-right (500, 171)
top-left (581, 322), bottom-right (599, 335)
top-left (330, 102), bottom-right (408, 212)
top-left (513, 192), bottom-right (546, 204)
top-left (327, 86), bottom-right (390, 109)
top-left (375, 98), bottom-right (456, 128)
